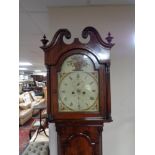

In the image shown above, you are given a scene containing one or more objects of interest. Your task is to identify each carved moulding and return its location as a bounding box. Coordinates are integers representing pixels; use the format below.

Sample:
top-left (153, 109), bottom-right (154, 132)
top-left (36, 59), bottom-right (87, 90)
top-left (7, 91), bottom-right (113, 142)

top-left (40, 26), bottom-right (115, 66)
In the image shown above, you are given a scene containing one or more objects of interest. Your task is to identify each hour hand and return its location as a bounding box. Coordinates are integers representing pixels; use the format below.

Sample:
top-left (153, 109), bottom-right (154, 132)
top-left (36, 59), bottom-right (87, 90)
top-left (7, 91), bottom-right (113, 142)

top-left (77, 82), bottom-right (80, 86)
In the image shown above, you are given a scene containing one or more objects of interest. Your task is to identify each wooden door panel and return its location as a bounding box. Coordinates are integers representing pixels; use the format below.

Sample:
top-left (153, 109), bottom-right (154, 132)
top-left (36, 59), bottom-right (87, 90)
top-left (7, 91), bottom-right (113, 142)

top-left (65, 136), bottom-right (93, 155)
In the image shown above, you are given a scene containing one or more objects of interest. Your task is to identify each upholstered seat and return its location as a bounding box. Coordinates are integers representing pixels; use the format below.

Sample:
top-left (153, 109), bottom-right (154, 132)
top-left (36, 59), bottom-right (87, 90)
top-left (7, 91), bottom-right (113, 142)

top-left (19, 92), bottom-right (33, 125)
top-left (19, 108), bottom-right (32, 125)
top-left (29, 91), bottom-right (45, 115)
top-left (19, 90), bottom-right (46, 125)
top-left (30, 101), bottom-right (40, 115)
top-left (22, 142), bottom-right (49, 155)
top-left (22, 129), bottom-right (49, 155)
top-left (19, 102), bottom-right (31, 110)
top-left (20, 108), bottom-right (32, 118)
top-left (31, 100), bottom-right (45, 115)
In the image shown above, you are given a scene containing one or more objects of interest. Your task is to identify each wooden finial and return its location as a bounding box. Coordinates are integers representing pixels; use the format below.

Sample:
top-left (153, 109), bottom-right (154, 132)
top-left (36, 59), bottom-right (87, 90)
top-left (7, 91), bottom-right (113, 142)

top-left (41, 34), bottom-right (49, 47)
top-left (105, 32), bottom-right (114, 44)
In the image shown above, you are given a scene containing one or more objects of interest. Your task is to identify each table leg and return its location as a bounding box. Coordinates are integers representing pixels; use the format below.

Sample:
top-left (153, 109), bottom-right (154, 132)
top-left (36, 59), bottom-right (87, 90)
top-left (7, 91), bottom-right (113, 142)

top-left (29, 130), bottom-right (32, 140)
top-left (33, 128), bottom-right (39, 142)
top-left (41, 125), bottom-right (49, 137)
top-left (32, 109), bottom-right (49, 141)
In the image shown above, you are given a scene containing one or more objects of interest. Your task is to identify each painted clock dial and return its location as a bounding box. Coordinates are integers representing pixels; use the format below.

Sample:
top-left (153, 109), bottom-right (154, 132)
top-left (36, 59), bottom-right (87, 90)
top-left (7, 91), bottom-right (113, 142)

top-left (58, 54), bottom-right (99, 112)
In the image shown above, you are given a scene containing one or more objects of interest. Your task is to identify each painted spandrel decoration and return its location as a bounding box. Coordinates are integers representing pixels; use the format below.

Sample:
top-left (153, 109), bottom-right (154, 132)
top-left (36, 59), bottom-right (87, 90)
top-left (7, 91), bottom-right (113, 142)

top-left (58, 53), bottom-right (99, 112)
top-left (61, 54), bottom-right (94, 73)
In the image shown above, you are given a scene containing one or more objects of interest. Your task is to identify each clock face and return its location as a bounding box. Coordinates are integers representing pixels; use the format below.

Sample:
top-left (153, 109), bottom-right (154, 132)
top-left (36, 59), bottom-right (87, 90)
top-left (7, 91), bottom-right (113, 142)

top-left (58, 54), bottom-right (99, 112)
top-left (58, 71), bottom-right (99, 112)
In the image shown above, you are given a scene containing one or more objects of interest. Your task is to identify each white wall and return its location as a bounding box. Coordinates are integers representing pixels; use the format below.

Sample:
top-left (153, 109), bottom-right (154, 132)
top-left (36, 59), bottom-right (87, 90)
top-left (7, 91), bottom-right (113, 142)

top-left (47, 5), bottom-right (135, 155)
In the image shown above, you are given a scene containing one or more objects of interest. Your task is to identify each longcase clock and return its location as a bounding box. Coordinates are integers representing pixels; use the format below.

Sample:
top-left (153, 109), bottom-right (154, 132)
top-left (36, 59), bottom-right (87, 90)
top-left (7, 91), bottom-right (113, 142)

top-left (41, 27), bottom-right (114, 155)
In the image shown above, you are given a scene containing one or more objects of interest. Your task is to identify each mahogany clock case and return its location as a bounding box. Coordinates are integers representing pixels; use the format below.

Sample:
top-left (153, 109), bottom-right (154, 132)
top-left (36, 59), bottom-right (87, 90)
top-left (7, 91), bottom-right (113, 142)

top-left (41, 27), bottom-right (114, 155)
top-left (41, 27), bottom-right (114, 122)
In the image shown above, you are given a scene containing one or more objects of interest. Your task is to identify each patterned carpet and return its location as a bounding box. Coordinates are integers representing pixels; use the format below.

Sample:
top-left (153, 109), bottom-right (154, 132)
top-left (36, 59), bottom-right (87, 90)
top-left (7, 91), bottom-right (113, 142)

top-left (19, 118), bottom-right (34, 154)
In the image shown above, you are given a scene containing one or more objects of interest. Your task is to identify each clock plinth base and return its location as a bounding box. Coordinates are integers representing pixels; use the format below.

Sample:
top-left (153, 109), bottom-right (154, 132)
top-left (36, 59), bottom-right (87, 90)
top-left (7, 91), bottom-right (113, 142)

top-left (56, 121), bottom-right (103, 155)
